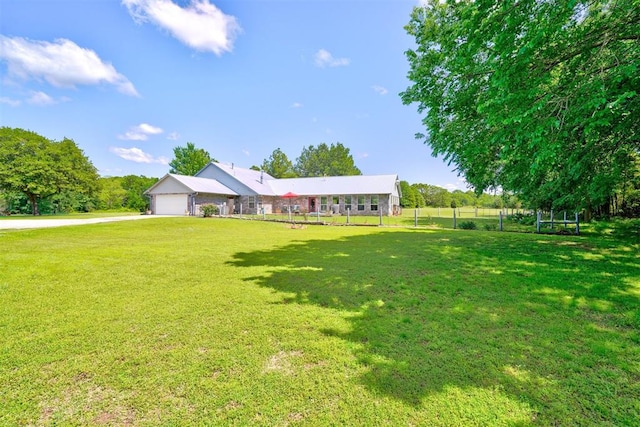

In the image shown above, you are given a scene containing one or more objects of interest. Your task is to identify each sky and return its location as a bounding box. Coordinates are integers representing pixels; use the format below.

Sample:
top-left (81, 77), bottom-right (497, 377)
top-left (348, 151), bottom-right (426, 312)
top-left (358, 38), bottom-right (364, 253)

top-left (0, 0), bottom-right (466, 190)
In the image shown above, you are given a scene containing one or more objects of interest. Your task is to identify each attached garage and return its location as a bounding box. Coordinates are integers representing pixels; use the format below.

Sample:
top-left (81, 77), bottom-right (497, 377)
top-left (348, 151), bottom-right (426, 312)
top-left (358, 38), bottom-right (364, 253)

top-left (145, 173), bottom-right (238, 215)
top-left (155, 194), bottom-right (188, 215)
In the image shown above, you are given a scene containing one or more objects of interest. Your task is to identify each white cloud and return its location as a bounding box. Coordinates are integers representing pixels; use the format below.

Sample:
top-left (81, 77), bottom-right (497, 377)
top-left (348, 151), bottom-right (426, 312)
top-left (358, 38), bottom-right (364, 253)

top-left (314, 49), bottom-right (350, 68)
top-left (443, 177), bottom-right (468, 191)
top-left (118, 123), bottom-right (164, 140)
top-left (372, 85), bottom-right (388, 95)
top-left (166, 131), bottom-right (180, 140)
top-left (110, 146), bottom-right (169, 164)
top-left (0, 97), bottom-right (21, 107)
top-left (291, 102), bottom-right (303, 108)
top-left (0, 35), bottom-right (139, 96)
top-left (242, 149), bottom-right (250, 156)
top-left (26, 91), bottom-right (55, 106)
top-left (123, 0), bottom-right (241, 55)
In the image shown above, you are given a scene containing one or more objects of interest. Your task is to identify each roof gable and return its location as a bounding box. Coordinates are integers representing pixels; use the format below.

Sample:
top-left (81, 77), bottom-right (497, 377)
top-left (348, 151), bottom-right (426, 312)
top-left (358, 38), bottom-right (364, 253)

top-left (145, 174), bottom-right (238, 195)
top-left (197, 162), bottom-right (276, 196)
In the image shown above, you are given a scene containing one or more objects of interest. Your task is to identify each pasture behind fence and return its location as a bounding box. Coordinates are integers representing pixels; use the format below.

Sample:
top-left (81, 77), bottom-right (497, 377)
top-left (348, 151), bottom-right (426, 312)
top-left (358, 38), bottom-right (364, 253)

top-left (210, 204), bottom-right (579, 234)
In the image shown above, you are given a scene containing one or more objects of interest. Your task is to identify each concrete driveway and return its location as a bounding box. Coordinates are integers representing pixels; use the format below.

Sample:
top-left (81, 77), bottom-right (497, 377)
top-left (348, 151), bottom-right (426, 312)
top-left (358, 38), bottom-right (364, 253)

top-left (0, 215), bottom-right (168, 230)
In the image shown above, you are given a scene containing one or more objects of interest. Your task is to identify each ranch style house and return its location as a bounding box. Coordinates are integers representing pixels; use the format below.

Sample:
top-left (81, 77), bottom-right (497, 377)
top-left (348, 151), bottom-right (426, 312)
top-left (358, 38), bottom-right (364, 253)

top-left (145, 162), bottom-right (402, 217)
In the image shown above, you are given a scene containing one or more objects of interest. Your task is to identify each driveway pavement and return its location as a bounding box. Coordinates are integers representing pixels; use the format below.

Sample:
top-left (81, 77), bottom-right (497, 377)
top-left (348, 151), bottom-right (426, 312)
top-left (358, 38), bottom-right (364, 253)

top-left (0, 215), bottom-right (167, 230)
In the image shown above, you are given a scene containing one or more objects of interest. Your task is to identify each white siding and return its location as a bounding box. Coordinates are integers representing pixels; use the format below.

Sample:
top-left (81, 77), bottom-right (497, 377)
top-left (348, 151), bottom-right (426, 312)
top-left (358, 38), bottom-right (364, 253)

top-left (155, 194), bottom-right (188, 215)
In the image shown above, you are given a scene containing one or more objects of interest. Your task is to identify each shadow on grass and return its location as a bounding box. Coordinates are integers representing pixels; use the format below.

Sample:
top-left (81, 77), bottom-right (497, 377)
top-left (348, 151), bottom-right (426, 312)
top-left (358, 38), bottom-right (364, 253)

top-left (228, 230), bottom-right (640, 424)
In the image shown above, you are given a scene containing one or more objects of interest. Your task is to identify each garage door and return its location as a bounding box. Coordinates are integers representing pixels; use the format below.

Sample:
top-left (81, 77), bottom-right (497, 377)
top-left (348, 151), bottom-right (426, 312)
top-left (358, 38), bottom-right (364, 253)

top-left (155, 194), bottom-right (188, 215)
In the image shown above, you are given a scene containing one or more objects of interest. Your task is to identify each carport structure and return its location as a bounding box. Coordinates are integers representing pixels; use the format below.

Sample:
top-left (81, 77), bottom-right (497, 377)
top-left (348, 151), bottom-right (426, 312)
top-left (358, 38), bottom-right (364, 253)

top-left (145, 174), bottom-right (238, 215)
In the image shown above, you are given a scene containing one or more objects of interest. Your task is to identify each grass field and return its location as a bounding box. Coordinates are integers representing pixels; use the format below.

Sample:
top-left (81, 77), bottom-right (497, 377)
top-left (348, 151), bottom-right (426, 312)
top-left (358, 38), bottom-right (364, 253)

top-left (1, 217), bottom-right (638, 425)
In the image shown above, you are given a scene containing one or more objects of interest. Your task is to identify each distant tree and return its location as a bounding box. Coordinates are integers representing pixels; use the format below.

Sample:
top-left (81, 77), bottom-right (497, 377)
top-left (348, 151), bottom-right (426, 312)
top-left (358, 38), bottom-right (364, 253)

top-left (249, 165), bottom-right (261, 171)
top-left (169, 142), bottom-right (215, 176)
top-left (0, 127), bottom-right (99, 215)
top-left (261, 148), bottom-right (297, 178)
top-left (411, 184), bottom-right (426, 208)
top-left (399, 180), bottom-right (416, 207)
top-left (294, 142), bottom-right (361, 177)
top-left (96, 175), bottom-right (158, 212)
top-left (121, 175), bottom-right (158, 212)
top-left (98, 177), bottom-right (127, 210)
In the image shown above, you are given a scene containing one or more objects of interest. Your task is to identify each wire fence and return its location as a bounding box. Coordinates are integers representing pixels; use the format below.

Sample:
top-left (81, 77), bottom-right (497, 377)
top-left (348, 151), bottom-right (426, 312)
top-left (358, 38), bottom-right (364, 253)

top-left (217, 207), bottom-right (579, 234)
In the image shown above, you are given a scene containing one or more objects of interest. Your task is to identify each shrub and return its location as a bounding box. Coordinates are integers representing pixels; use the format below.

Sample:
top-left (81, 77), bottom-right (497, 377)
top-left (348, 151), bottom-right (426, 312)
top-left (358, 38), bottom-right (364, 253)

top-left (508, 212), bottom-right (536, 225)
top-left (459, 220), bottom-right (477, 230)
top-left (484, 223), bottom-right (497, 231)
top-left (201, 204), bottom-right (219, 217)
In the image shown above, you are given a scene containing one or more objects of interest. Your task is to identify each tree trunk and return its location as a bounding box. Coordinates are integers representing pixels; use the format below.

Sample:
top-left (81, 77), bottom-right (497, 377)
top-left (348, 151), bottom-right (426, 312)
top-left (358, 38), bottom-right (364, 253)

top-left (28, 193), bottom-right (40, 216)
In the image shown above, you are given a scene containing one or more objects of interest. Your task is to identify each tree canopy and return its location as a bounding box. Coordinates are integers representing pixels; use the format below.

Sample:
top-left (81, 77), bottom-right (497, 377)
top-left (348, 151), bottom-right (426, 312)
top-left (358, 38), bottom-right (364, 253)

top-left (169, 142), bottom-right (215, 176)
top-left (0, 127), bottom-right (99, 215)
top-left (401, 0), bottom-right (640, 213)
top-left (261, 148), bottom-right (297, 178)
top-left (294, 142), bottom-right (361, 177)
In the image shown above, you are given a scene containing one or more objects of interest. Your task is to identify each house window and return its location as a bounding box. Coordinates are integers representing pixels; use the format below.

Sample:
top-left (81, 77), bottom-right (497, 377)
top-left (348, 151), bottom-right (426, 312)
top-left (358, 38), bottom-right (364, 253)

top-left (357, 195), bottom-right (365, 211)
top-left (332, 196), bottom-right (339, 206)
top-left (371, 195), bottom-right (379, 211)
top-left (344, 195), bottom-right (352, 211)
top-left (320, 196), bottom-right (328, 212)
top-left (248, 196), bottom-right (255, 209)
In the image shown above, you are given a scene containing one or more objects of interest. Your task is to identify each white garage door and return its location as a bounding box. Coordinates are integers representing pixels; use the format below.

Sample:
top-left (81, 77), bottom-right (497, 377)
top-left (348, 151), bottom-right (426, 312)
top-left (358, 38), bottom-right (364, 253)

top-left (155, 194), bottom-right (188, 215)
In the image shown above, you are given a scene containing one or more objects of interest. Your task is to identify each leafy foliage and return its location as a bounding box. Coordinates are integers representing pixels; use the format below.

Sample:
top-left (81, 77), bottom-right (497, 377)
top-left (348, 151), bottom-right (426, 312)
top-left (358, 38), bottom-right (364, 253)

top-left (458, 220), bottom-right (477, 230)
top-left (169, 142), bottom-right (215, 176)
top-left (261, 148), bottom-right (297, 178)
top-left (201, 204), bottom-right (219, 217)
top-left (399, 180), bottom-right (416, 207)
top-left (96, 175), bottom-right (158, 212)
top-left (294, 142), bottom-right (362, 177)
top-left (0, 127), bottom-right (99, 215)
top-left (402, 0), bottom-right (640, 212)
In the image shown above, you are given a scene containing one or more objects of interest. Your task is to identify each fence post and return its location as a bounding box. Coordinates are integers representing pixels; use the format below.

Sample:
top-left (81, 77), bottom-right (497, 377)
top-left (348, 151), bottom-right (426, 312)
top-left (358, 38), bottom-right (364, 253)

top-left (550, 209), bottom-right (554, 230)
top-left (453, 209), bottom-right (457, 229)
top-left (575, 212), bottom-right (580, 235)
top-left (379, 208), bottom-right (383, 226)
top-left (475, 207), bottom-right (478, 217)
top-left (240, 203), bottom-right (243, 218)
top-left (536, 210), bottom-right (541, 233)
top-left (499, 211), bottom-right (503, 231)
top-left (414, 209), bottom-right (418, 227)
top-left (347, 207), bottom-right (350, 224)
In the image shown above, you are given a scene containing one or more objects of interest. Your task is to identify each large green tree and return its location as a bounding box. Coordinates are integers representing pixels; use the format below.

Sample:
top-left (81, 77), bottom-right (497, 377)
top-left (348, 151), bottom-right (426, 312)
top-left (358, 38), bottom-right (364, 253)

top-left (261, 148), bottom-right (297, 178)
top-left (169, 142), bottom-right (215, 176)
top-left (294, 142), bottom-right (361, 177)
top-left (401, 0), bottom-right (640, 213)
top-left (0, 127), bottom-right (99, 215)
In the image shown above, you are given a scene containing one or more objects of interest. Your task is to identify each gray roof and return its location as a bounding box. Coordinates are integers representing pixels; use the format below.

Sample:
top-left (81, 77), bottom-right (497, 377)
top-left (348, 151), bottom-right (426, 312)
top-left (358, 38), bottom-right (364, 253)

top-left (145, 173), bottom-right (238, 195)
top-left (267, 175), bottom-right (399, 196)
top-left (211, 162), bottom-right (276, 196)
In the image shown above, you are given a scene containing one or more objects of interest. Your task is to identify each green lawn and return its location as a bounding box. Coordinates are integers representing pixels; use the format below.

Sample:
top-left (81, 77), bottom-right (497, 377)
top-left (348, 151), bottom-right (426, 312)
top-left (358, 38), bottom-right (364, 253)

top-left (1, 218), bottom-right (638, 425)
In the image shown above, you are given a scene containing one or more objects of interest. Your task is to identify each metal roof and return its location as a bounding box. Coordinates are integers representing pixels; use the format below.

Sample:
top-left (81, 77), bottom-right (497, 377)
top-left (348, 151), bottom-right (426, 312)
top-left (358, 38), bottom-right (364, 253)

top-left (211, 162), bottom-right (277, 196)
top-left (145, 173), bottom-right (238, 195)
top-left (267, 174), bottom-right (400, 196)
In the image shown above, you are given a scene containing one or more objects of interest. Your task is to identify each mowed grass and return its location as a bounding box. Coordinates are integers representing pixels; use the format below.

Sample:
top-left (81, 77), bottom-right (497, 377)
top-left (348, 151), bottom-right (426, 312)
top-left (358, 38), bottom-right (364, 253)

top-left (0, 218), bottom-right (638, 426)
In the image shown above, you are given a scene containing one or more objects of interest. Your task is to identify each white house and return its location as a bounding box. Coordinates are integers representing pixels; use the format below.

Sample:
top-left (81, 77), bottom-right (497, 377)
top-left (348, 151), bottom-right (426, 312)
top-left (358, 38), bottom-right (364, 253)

top-left (146, 162), bottom-right (402, 216)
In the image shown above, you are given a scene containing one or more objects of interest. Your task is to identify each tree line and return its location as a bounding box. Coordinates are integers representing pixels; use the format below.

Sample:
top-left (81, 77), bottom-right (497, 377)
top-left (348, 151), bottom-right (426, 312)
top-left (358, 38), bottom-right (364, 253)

top-left (400, 181), bottom-right (519, 210)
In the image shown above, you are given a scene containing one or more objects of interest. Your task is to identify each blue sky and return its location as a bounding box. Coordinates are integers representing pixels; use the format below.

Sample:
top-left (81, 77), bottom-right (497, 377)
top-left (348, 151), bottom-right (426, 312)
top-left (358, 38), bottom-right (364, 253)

top-left (1, 0), bottom-right (465, 189)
